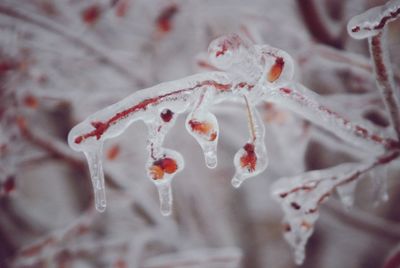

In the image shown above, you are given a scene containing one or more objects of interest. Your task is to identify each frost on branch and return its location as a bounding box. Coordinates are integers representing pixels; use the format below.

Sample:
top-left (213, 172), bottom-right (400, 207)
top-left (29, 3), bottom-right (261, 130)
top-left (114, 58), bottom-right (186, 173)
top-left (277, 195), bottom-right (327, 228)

top-left (271, 163), bottom-right (359, 265)
top-left (271, 151), bottom-right (399, 265)
top-left (348, 0), bottom-right (400, 142)
top-left (347, 0), bottom-right (400, 39)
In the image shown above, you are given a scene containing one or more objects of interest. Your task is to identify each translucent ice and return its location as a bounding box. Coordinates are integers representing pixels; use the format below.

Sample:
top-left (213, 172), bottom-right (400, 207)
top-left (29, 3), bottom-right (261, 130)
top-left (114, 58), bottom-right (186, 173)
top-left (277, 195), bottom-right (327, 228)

top-left (232, 98), bottom-right (268, 188)
top-left (186, 88), bottom-right (219, 169)
top-left (271, 163), bottom-right (361, 264)
top-left (208, 33), bottom-right (263, 84)
top-left (257, 44), bottom-right (295, 89)
top-left (265, 83), bottom-right (387, 154)
top-left (347, 0), bottom-right (400, 39)
top-left (83, 145), bottom-right (107, 212)
top-left (156, 181), bottom-right (173, 216)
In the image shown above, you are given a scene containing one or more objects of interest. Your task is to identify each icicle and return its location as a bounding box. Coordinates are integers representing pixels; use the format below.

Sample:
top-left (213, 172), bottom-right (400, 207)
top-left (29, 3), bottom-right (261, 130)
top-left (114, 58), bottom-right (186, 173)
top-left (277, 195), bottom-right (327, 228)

top-left (271, 163), bottom-right (361, 265)
top-left (336, 180), bottom-right (357, 208)
top-left (83, 144), bottom-right (107, 212)
top-left (232, 97), bottom-right (268, 188)
top-left (282, 214), bottom-right (318, 265)
top-left (157, 181), bottom-right (173, 216)
top-left (370, 165), bottom-right (389, 205)
top-left (145, 114), bottom-right (184, 216)
top-left (186, 88), bottom-right (219, 169)
top-left (146, 149), bottom-right (184, 215)
top-left (186, 112), bottom-right (219, 168)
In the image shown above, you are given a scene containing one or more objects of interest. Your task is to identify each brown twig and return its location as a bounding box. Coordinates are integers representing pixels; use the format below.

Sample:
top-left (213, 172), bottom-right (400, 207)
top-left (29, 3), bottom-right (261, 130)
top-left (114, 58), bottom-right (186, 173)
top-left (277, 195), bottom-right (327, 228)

top-left (369, 30), bottom-right (400, 141)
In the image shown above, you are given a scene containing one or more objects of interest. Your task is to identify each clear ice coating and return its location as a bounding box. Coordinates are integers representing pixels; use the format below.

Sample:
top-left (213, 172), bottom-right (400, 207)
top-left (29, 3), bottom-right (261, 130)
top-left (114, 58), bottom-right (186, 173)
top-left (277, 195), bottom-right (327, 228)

top-left (264, 82), bottom-right (386, 154)
top-left (185, 88), bottom-right (219, 169)
top-left (65, 31), bottom-right (397, 265)
top-left (347, 0), bottom-right (400, 39)
top-left (157, 181), bottom-right (173, 216)
top-left (208, 33), bottom-right (263, 84)
top-left (67, 33), bottom-right (301, 214)
top-left (231, 98), bottom-right (268, 188)
top-left (271, 163), bottom-right (361, 265)
top-left (145, 106), bottom-right (185, 215)
top-left (83, 145), bottom-right (107, 212)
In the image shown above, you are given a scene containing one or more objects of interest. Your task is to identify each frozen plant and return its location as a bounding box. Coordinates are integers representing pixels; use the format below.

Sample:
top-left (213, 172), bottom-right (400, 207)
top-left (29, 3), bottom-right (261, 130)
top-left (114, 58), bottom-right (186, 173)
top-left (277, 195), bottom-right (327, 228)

top-left (2, 0), bottom-right (400, 267)
top-left (68, 0), bottom-right (400, 262)
top-left (273, 0), bottom-right (400, 264)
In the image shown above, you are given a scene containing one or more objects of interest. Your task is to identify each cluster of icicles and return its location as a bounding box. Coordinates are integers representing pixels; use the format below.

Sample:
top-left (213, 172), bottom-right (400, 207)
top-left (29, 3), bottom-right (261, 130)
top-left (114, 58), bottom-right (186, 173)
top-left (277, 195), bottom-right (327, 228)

top-left (68, 0), bottom-right (399, 262)
top-left (68, 32), bottom-right (295, 215)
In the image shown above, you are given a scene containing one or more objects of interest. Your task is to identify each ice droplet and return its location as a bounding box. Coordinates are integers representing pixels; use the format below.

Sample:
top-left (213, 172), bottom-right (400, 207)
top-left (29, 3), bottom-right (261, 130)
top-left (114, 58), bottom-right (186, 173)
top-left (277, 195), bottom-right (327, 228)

top-left (156, 182), bottom-right (173, 216)
top-left (145, 146), bottom-right (184, 216)
top-left (186, 112), bottom-right (219, 169)
top-left (205, 151), bottom-right (217, 169)
top-left (232, 101), bottom-right (268, 188)
top-left (231, 176), bottom-right (244, 188)
top-left (84, 145), bottom-right (107, 212)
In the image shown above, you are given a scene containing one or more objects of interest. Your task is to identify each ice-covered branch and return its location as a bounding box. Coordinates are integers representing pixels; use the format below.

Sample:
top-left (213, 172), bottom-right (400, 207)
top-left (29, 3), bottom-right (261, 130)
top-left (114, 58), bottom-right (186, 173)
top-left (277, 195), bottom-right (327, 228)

top-left (68, 34), bottom-right (284, 213)
top-left (347, 0), bottom-right (400, 39)
top-left (265, 83), bottom-right (397, 152)
top-left (68, 33), bottom-right (399, 218)
top-left (271, 150), bottom-right (399, 265)
top-left (347, 0), bottom-right (400, 141)
top-left (369, 31), bottom-right (400, 141)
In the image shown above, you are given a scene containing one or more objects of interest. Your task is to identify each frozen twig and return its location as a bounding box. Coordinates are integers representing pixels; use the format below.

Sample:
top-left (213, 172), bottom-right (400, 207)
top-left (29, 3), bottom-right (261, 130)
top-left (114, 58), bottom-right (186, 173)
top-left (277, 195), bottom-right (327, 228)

top-left (348, 0), bottom-right (400, 140)
top-left (369, 31), bottom-right (400, 141)
top-left (65, 30), bottom-right (400, 265)
top-left (271, 150), bottom-right (399, 265)
top-left (265, 83), bottom-right (398, 152)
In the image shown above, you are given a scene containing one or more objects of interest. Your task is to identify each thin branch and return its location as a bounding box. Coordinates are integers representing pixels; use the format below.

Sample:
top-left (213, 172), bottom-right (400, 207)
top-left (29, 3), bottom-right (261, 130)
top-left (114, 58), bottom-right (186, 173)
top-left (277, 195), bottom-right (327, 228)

top-left (244, 95), bottom-right (256, 142)
top-left (369, 30), bottom-right (400, 141)
top-left (16, 116), bottom-right (123, 190)
top-left (268, 85), bottom-right (399, 152)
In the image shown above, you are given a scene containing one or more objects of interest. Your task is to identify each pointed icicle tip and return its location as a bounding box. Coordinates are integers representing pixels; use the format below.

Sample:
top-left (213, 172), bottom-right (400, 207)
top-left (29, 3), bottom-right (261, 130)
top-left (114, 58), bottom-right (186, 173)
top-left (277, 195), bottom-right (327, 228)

top-left (231, 176), bottom-right (243, 188)
top-left (205, 151), bottom-right (218, 169)
top-left (157, 182), bottom-right (173, 216)
top-left (84, 145), bottom-right (107, 213)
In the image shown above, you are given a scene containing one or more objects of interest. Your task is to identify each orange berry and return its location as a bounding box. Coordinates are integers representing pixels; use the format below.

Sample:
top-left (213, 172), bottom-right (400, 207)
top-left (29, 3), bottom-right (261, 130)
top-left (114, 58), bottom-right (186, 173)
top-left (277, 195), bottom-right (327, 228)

top-left (267, 57), bottom-right (284, 82)
top-left (150, 165), bottom-right (164, 180)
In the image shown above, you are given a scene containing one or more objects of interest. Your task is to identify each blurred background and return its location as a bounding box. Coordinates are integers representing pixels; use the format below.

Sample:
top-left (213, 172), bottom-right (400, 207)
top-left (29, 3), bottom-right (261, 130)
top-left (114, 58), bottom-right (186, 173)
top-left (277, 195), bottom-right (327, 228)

top-left (1, 0), bottom-right (400, 267)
